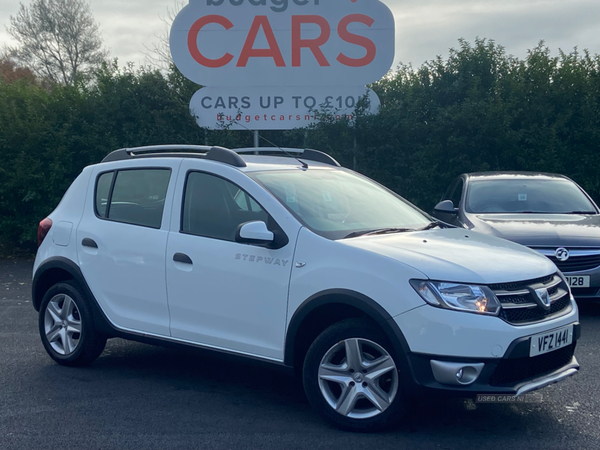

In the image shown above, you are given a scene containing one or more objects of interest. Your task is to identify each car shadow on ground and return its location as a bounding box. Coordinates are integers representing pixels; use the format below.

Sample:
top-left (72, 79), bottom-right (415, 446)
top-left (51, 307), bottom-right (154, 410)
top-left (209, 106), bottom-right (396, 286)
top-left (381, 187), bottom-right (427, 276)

top-left (33, 337), bottom-right (579, 442)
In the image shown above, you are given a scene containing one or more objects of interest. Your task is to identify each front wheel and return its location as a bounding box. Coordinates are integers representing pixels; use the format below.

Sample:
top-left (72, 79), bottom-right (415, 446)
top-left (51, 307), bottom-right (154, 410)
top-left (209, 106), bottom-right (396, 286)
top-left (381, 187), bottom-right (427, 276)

top-left (303, 319), bottom-right (406, 432)
top-left (39, 281), bottom-right (106, 366)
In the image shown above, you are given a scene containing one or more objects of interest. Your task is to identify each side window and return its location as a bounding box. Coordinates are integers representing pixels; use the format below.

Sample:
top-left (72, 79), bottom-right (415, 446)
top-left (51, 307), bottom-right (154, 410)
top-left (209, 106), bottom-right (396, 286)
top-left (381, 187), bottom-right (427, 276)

top-left (95, 171), bottom-right (114, 218)
top-left (182, 172), bottom-right (268, 241)
top-left (95, 168), bottom-right (171, 228)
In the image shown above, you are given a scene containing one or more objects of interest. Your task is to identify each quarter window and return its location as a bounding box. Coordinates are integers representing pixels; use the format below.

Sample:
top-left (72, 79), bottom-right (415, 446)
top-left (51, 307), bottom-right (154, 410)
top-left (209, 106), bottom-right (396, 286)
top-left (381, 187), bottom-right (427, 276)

top-left (442, 178), bottom-right (464, 208)
top-left (450, 179), bottom-right (464, 208)
top-left (95, 172), bottom-right (114, 218)
top-left (95, 169), bottom-right (171, 228)
top-left (182, 172), bottom-right (268, 241)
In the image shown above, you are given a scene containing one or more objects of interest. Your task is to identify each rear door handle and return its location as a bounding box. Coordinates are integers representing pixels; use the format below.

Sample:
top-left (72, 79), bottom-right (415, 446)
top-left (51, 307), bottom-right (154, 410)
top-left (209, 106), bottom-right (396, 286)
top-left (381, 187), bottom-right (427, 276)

top-left (173, 253), bottom-right (193, 265)
top-left (82, 238), bottom-right (98, 249)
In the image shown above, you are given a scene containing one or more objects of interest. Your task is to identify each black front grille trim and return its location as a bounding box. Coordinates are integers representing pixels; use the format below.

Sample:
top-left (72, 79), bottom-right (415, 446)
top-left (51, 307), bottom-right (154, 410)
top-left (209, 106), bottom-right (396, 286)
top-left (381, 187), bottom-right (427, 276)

top-left (499, 295), bottom-right (531, 305)
top-left (489, 344), bottom-right (576, 386)
top-left (490, 275), bottom-right (554, 292)
top-left (499, 295), bottom-right (572, 324)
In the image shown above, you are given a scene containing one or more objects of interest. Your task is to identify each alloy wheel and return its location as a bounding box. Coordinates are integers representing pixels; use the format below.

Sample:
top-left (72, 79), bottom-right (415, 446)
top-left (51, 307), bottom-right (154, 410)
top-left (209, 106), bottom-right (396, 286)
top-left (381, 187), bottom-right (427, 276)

top-left (317, 337), bottom-right (399, 419)
top-left (44, 293), bottom-right (82, 356)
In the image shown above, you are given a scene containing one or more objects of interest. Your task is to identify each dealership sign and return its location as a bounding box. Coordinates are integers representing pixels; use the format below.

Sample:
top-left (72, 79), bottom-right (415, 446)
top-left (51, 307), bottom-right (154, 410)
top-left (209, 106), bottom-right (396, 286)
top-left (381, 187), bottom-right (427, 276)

top-left (170, 0), bottom-right (395, 130)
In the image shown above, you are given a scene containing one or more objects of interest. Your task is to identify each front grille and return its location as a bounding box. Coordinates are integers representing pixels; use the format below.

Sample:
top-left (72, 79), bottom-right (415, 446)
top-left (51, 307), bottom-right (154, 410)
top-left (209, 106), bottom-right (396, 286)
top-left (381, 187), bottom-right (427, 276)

top-left (500, 295), bottom-right (571, 324)
top-left (546, 254), bottom-right (600, 272)
top-left (491, 274), bottom-right (572, 325)
top-left (489, 344), bottom-right (575, 386)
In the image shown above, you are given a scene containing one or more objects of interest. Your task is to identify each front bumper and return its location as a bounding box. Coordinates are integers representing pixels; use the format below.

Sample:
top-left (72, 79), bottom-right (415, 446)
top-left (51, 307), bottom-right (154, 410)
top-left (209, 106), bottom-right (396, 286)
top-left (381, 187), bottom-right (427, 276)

top-left (563, 268), bottom-right (600, 300)
top-left (403, 323), bottom-right (581, 397)
top-left (530, 248), bottom-right (600, 300)
top-left (570, 285), bottom-right (600, 300)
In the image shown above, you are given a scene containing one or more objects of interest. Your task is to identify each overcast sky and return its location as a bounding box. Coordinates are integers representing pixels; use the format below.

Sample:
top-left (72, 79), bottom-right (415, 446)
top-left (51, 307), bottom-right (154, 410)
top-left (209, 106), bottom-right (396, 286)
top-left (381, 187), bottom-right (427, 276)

top-left (1, 0), bottom-right (600, 69)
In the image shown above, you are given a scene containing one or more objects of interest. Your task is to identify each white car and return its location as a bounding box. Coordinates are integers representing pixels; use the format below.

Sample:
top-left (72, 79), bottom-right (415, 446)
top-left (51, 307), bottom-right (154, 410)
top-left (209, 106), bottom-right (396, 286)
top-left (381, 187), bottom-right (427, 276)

top-left (33, 145), bottom-right (580, 431)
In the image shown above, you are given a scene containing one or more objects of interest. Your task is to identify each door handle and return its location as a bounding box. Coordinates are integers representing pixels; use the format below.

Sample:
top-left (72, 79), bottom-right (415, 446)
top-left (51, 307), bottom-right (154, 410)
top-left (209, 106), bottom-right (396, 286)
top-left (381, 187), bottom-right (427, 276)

top-left (173, 253), bottom-right (193, 265)
top-left (82, 238), bottom-right (98, 249)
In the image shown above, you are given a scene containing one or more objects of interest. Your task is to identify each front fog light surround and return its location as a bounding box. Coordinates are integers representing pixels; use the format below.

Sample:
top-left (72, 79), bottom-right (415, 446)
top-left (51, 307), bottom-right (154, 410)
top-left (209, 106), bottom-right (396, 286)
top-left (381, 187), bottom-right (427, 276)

top-left (410, 280), bottom-right (501, 316)
top-left (430, 360), bottom-right (485, 386)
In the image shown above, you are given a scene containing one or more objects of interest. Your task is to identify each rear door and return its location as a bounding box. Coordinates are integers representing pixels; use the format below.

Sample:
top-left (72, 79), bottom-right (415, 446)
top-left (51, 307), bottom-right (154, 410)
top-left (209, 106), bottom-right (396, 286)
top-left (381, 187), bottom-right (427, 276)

top-left (77, 159), bottom-right (180, 336)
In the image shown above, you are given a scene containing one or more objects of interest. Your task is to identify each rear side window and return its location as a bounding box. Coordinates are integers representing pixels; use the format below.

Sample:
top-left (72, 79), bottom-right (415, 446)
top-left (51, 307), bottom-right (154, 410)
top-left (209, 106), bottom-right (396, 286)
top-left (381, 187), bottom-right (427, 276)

top-left (95, 169), bottom-right (171, 228)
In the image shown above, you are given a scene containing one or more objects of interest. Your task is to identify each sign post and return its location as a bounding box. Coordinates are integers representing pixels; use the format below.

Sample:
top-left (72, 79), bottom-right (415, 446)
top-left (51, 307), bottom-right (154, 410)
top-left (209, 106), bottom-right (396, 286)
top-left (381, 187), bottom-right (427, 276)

top-left (170, 0), bottom-right (395, 131)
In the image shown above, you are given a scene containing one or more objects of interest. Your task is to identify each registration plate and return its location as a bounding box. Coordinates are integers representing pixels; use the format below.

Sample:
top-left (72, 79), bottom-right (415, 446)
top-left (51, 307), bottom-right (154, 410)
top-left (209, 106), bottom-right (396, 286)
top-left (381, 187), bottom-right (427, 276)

top-left (566, 276), bottom-right (590, 288)
top-left (530, 325), bottom-right (574, 357)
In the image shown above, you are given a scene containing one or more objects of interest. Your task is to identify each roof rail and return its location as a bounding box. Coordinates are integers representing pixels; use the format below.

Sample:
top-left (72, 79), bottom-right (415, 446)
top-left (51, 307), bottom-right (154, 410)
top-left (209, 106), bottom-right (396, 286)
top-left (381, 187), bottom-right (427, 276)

top-left (102, 145), bottom-right (247, 168)
top-left (234, 147), bottom-right (341, 167)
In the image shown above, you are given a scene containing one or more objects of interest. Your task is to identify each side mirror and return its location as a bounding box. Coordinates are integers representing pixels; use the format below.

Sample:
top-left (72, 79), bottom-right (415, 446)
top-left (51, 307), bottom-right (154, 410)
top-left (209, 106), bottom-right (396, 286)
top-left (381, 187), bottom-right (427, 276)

top-left (235, 221), bottom-right (274, 246)
top-left (434, 200), bottom-right (458, 215)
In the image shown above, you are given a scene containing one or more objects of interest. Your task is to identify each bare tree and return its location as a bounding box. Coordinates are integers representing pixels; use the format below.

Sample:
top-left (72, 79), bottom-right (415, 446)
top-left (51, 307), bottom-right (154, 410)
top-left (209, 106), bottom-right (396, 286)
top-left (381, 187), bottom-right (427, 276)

top-left (7, 0), bottom-right (107, 85)
top-left (144, 0), bottom-right (185, 70)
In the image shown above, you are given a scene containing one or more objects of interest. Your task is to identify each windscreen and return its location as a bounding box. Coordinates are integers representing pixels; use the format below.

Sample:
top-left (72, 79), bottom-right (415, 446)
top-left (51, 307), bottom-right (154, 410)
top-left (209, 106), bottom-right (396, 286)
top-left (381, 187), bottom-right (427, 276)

top-left (250, 169), bottom-right (432, 240)
top-left (466, 178), bottom-right (597, 214)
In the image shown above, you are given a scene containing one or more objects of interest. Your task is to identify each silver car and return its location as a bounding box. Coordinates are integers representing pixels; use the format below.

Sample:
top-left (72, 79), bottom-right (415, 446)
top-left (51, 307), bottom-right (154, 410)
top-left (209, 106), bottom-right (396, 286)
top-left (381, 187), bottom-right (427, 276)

top-left (433, 172), bottom-right (600, 301)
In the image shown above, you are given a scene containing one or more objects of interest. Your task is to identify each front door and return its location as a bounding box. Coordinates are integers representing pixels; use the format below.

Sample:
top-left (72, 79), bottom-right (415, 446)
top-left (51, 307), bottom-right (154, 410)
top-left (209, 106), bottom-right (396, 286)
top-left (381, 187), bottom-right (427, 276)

top-left (166, 167), bottom-right (298, 360)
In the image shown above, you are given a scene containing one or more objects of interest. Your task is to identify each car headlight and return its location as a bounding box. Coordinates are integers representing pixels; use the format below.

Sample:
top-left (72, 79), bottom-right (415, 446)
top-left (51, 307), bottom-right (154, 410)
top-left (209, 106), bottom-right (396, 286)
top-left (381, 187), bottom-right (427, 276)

top-left (410, 280), bottom-right (501, 316)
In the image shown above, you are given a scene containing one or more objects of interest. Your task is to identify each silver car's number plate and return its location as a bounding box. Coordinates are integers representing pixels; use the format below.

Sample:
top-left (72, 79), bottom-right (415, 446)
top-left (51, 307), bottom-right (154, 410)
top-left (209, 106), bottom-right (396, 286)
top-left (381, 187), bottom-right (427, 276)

top-left (530, 325), bottom-right (574, 357)
top-left (566, 276), bottom-right (590, 288)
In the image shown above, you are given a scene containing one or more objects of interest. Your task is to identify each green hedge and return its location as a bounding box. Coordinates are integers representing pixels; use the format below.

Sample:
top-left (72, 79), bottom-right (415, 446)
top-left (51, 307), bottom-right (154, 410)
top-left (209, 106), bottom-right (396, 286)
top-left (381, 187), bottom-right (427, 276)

top-left (1, 40), bottom-right (600, 254)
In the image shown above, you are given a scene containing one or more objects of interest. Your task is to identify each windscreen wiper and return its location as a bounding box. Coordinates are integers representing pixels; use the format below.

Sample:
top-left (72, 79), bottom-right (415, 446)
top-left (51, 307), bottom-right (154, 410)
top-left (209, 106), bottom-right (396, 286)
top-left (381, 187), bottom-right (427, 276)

top-left (417, 222), bottom-right (441, 231)
top-left (566, 210), bottom-right (597, 214)
top-left (344, 228), bottom-right (414, 239)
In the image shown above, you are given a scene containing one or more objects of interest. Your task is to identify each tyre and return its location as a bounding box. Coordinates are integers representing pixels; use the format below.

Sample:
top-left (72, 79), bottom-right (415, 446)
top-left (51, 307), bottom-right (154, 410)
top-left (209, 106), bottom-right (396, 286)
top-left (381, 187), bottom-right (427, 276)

top-left (39, 281), bottom-right (106, 367)
top-left (303, 318), bottom-right (406, 432)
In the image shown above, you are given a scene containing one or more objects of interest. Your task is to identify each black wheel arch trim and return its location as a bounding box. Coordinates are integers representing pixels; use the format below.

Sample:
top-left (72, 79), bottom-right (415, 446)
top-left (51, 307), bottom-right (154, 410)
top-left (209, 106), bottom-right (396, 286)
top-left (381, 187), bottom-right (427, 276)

top-left (32, 257), bottom-right (294, 369)
top-left (284, 289), bottom-right (419, 388)
top-left (32, 256), bottom-right (116, 337)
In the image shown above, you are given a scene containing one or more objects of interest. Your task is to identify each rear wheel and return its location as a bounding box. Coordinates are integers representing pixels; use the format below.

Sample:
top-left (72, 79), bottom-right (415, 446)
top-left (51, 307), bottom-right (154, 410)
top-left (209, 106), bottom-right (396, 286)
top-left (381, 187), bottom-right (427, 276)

top-left (39, 281), bottom-right (106, 366)
top-left (303, 318), bottom-right (405, 432)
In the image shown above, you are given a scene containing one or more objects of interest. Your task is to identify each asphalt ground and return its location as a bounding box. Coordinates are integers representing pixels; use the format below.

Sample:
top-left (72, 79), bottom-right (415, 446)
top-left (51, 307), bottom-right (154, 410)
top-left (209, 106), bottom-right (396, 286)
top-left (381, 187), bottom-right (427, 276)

top-left (1, 258), bottom-right (599, 450)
